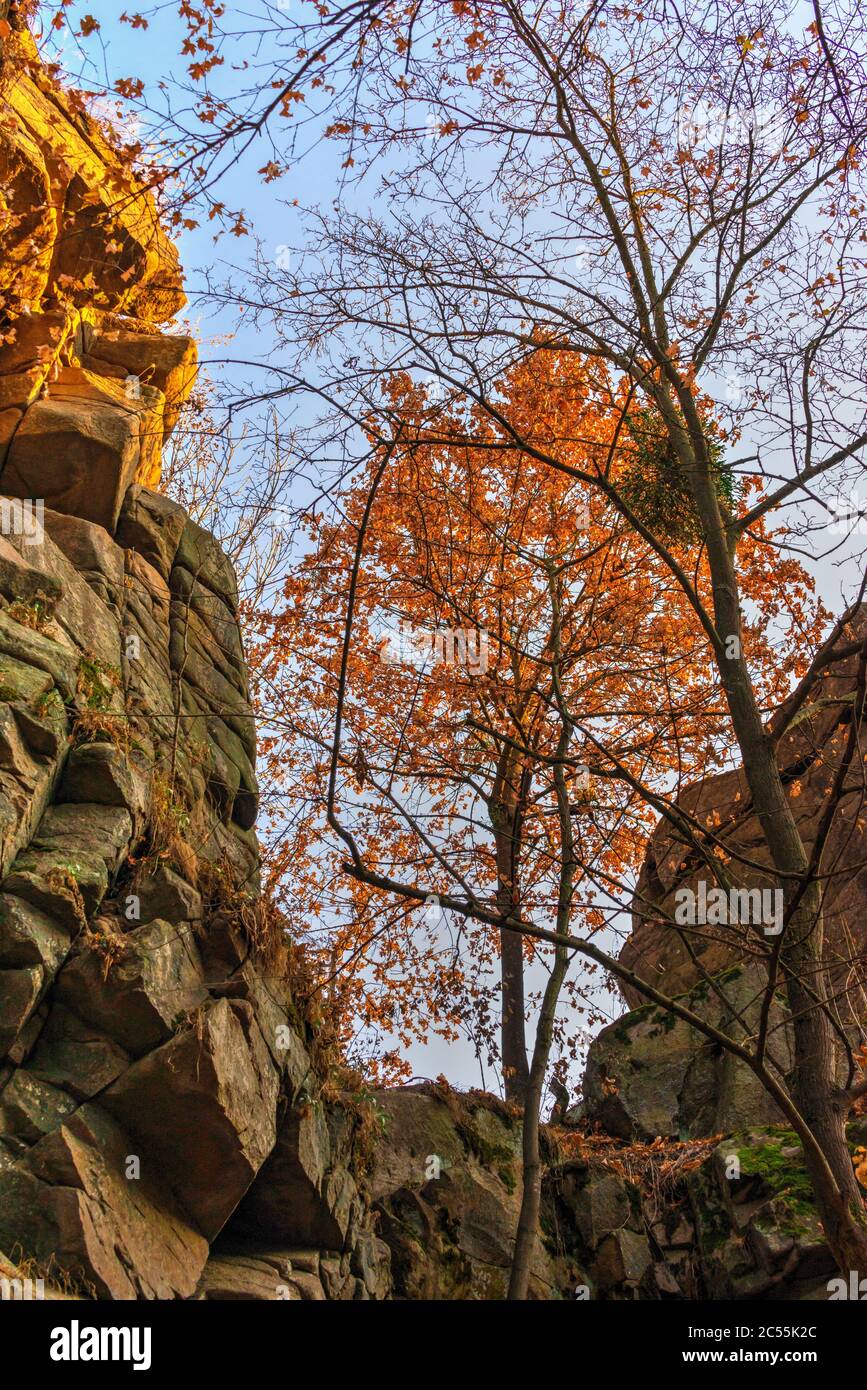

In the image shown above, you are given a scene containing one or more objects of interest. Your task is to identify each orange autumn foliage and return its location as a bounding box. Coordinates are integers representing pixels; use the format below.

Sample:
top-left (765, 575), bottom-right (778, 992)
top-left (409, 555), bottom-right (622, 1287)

top-left (250, 350), bottom-right (827, 1085)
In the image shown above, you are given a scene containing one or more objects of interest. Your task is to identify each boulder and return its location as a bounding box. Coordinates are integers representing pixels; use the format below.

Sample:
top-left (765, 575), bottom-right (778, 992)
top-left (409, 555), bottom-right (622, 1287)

top-left (101, 998), bottom-right (279, 1240)
top-left (0, 518), bottom-right (123, 673)
top-left (593, 1228), bottom-right (653, 1293)
top-left (174, 519), bottom-right (240, 613)
top-left (368, 1086), bottom-right (561, 1299)
top-left (0, 1070), bottom-right (77, 1144)
top-left (58, 742), bottom-right (150, 827)
top-left (1, 388), bottom-right (145, 534)
top-left (5, 803), bottom-right (133, 929)
top-left (0, 965), bottom-right (43, 1058)
top-left (583, 964), bottom-right (791, 1140)
top-left (0, 894), bottom-right (72, 976)
top-left (25, 1003), bottom-right (129, 1100)
top-left (196, 1253), bottom-right (301, 1300)
top-left (115, 486), bottom-right (187, 581)
top-left (229, 1098), bottom-right (357, 1250)
top-left (130, 865), bottom-right (202, 927)
top-left (42, 510), bottom-right (125, 607)
top-left (0, 1102), bottom-right (208, 1298)
top-left (0, 610), bottom-right (78, 700)
top-left (81, 328), bottom-right (197, 441)
top-left (0, 699), bottom-right (67, 883)
top-left (56, 918), bottom-right (207, 1056)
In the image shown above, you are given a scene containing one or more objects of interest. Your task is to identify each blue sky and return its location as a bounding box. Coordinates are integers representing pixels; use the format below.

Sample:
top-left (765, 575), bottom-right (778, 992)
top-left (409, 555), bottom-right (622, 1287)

top-left (43, 1), bottom-right (860, 1098)
top-left (48, 5), bottom-right (321, 379)
top-left (45, 0), bottom-right (539, 1088)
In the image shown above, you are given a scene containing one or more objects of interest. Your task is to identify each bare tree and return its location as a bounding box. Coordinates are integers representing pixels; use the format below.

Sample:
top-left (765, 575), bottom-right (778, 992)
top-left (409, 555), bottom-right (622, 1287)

top-left (229, 0), bottom-right (867, 1288)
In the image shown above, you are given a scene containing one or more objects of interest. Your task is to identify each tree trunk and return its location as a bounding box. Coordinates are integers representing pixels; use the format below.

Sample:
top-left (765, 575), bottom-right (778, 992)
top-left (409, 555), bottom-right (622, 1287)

top-left (507, 931), bottom-right (569, 1299)
top-left (509, 645), bottom-right (573, 1300)
top-left (674, 413), bottom-right (867, 1275)
top-left (492, 753), bottom-right (530, 1103)
top-left (500, 923), bottom-right (529, 1103)
top-left (784, 887), bottom-right (867, 1273)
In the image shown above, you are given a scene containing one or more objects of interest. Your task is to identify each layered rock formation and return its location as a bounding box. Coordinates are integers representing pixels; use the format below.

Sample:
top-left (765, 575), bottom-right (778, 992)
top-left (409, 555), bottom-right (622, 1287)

top-left (0, 469), bottom-right (391, 1292)
top-left (0, 10), bottom-right (193, 530)
top-left (0, 8), bottom-right (390, 1302)
top-left (620, 609), bottom-right (867, 1012)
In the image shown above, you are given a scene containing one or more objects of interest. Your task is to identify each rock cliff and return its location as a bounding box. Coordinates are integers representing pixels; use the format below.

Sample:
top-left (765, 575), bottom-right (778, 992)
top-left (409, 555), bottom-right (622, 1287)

top-left (0, 6), bottom-right (862, 1303)
top-left (620, 609), bottom-right (867, 1014)
top-left (0, 9), bottom-right (390, 1301)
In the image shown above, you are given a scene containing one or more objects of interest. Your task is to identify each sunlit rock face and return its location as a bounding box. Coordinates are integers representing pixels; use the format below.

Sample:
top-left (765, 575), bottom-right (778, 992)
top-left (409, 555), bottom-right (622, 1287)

top-left (0, 14), bottom-right (194, 529)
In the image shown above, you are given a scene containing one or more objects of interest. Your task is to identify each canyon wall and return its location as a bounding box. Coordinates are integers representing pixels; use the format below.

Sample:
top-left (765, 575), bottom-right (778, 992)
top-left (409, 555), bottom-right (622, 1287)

top-left (0, 10), bottom-right (390, 1301)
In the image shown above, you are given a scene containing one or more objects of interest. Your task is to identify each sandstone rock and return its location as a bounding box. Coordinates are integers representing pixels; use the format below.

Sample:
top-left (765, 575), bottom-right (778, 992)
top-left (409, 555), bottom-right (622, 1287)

top-left (0, 22), bottom-right (401, 1307)
top-left (654, 1263), bottom-right (684, 1295)
top-left (1, 390), bottom-right (144, 533)
top-left (0, 84), bottom-right (54, 316)
top-left (170, 642), bottom-right (255, 754)
top-left (82, 329), bottom-right (197, 441)
top-left (6, 1004), bottom-right (47, 1066)
top-left (230, 1098), bottom-right (352, 1248)
top-left (42, 510), bottom-right (125, 606)
top-left (0, 1069), bottom-right (76, 1144)
top-left (56, 918), bottom-right (207, 1056)
top-left (25, 1003), bottom-right (129, 1100)
top-left (0, 408), bottom-right (23, 457)
top-left (367, 1087), bottom-right (467, 1200)
top-left (319, 1252), bottom-right (355, 1300)
top-left (32, 803), bottom-right (132, 870)
top-left (116, 486), bottom-right (187, 581)
top-left (592, 1229), bottom-right (653, 1292)
top-left (1, 521), bottom-right (123, 673)
top-left (368, 1086), bottom-right (560, 1299)
top-left (59, 741), bottom-right (150, 827)
top-left (0, 534), bottom-right (62, 609)
top-left (0, 648), bottom-right (54, 706)
top-left (2, 29), bottom-right (185, 324)
top-left (174, 520), bottom-right (240, 612)
top-left (5, 803), bottom-right (133, 930)
top-left (350, 1231), bottom-right (392, 1300)
top-left (131, 865), bottom-right (202, 926)
top-left (0, 894), bottom-right (71, 976)
top-left (620, 608), bottom-right (867, 1011)
top-left (0, 310), bottom-right (80, 382)
top-left (0, 699), bottom-right (67, 883)
top-left (5, 1103), bottom-right (208, 1298)
top-left (195, 1251), bottom-right (313, 1301)
top-left (202, 820), bottom-right (261, 898)
top-left (0, 965), bottom-right (43, 1058)
top-left (5, 858), bottom-right (106, 931)
top-left (173, 578), bottom-right (246, 671)
top-left (0, 610), bottom-right (78, 700)
top-left (571, 1168), bottom-right (631, 1249)
top-left (102, 997), bottom-right (279, 1240)
top-left (583, 964), bottom-right (791, 1140)
top-left (13, 697), bottom-right (67, 760)
top-left (687, 1131), bottom-right (838, 1299)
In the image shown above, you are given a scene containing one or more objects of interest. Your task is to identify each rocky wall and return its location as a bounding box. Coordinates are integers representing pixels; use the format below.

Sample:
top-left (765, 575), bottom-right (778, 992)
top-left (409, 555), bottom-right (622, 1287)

top-left (0, 5), bottom-right (391, 1302)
